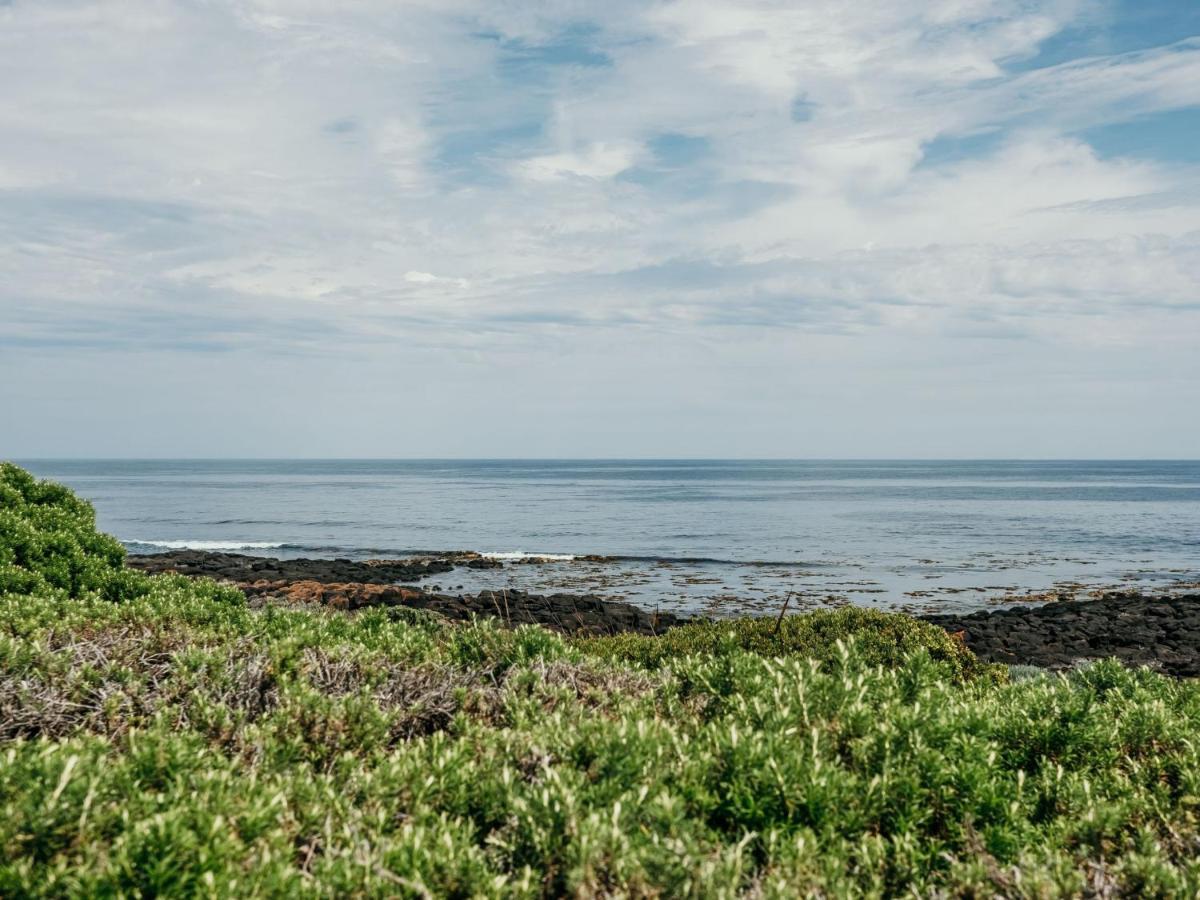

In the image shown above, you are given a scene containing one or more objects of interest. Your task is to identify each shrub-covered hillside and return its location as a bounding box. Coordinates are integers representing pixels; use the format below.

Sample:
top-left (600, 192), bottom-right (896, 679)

top-left (2, 462), bottom-right (1200, 898)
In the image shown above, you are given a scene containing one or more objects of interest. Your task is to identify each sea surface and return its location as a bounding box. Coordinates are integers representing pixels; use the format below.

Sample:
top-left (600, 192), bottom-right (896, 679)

top-left (17, 459), bottom-right (1200, 616)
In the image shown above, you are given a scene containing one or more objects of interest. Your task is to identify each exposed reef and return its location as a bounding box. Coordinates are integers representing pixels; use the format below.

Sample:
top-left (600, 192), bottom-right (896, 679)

top-left (128, 551), bottom-right (687, 636)
top-left (129, 551), bottom-right (1200, 674)
top-left (924, 591), bottom-right (1200, 678)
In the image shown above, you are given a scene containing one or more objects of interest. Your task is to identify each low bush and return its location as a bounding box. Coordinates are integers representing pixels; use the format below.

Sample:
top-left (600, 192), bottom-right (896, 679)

top-left (1, 463), bottom-right (243, 610)
top-left (576, 606), bottom-right (1001, 682)
top-left (0, 461), bottom-right (156, 603)
top-left (3, 604), bottom-right (1199, 897)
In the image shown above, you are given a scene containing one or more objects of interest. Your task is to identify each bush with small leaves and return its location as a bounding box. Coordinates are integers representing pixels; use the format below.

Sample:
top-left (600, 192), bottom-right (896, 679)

top-left (0, 462), bottom-right (240, 605)
top-left (1, 461), bottom-right (139, 601)
top-left (575, 605), bottom-right (1003, 682)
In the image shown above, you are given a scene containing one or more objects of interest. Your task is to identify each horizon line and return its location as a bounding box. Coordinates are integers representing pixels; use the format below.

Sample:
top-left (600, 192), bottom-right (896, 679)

top-left (10, 457), bottom-right (1200, 464)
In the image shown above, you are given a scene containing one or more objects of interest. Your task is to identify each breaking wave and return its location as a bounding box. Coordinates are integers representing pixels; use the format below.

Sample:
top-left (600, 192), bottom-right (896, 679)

top-left (480, 551), bottom-right (578, 561)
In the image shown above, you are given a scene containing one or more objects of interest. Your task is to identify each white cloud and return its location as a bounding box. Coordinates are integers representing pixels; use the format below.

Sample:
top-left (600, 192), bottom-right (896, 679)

top-left (404, 271), bottom-right (470, 288)
top-left (514, 142), bottom-right (642, 181)
top-left (0, 0), bottom-right (1197, 454)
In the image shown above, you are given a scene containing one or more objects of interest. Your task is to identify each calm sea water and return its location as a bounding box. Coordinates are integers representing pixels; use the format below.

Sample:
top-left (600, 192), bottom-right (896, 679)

top-left (17, 460), bottom-right (1200, 615)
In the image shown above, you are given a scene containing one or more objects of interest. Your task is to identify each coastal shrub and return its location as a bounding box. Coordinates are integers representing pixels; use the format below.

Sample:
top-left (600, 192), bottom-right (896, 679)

top-left (2, 597), bottom-right (1200, 896)
top-left (0, 462), bottom-right (237, 605)
top-left (576, 606), bottom-right (1000, 682)
top-left (0, 461), bottom-right (135, 600)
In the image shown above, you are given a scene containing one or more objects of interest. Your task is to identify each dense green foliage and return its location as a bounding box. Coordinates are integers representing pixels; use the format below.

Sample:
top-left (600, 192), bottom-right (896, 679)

top-left (0, 461), bottom-right (157, 603)
top-left (3, 464), bottom-right (1200, 897)
top-left (577, 607), bottom-right (998, 682)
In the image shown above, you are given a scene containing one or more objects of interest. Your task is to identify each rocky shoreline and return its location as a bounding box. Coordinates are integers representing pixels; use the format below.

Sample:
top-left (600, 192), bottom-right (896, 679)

top-left (128, 550), bottom-right (687, 636)
top-left (925, 592), bottom-right (1200, 678)
top-left (128, 550), bottom-right (1200, 676)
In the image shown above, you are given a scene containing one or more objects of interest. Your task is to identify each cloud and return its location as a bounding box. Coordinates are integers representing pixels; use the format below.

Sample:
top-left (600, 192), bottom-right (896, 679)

top-left (514, 142), bottom-right (641, 181)
top-left (404, 271), bottom-right (470, 288)
top-left (0, 0), bottom-right (1198, 454)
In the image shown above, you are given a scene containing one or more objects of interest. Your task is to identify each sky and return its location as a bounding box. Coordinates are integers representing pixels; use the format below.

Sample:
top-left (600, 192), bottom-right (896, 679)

top-left (1, 0), bottom-right (1198, 458)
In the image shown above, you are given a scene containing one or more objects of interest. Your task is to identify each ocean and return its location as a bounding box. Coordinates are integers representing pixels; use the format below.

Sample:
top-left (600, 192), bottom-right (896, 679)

top-left (17, 459), bottom-right (1200, 617)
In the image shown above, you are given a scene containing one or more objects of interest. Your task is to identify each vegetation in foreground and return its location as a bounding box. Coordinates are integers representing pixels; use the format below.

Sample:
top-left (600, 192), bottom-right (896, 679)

top-left (2, 461), bottom-right (1200, 898)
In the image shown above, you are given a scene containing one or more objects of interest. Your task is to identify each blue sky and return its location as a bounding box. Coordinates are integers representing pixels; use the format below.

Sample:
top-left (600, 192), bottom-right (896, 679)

top-left (1, 0), bottom-right (1198, 457)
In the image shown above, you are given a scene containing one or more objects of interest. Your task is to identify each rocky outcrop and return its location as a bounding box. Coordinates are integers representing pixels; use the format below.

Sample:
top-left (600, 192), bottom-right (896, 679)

top-left (241, 579), bottom-right (687, 636)
top-left (922, 592), bottom-right (1200, 678)
top-left (128, 550), bottom-right (456, 584)
top-left (130, 551), bottom-right (687, 636)
top-left (130, 552), bottom-right (1200, 672)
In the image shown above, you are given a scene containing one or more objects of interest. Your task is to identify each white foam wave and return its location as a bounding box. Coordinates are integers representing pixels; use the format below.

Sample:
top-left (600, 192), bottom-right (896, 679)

top-left (481, 551), bottom-right (576, 561)
top-left (127, 539), bottom-right (286, 551)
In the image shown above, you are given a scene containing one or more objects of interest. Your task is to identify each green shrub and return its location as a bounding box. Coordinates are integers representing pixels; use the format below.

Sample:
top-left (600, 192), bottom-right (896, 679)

top-left (576, 606), bottom-right (1001, 682)
top-left (0, 461), bottom-right (139, 601)
top-left (0, 463), bottom-right (245, 607)
top-left (2, 616), bottom-right (1199, 897)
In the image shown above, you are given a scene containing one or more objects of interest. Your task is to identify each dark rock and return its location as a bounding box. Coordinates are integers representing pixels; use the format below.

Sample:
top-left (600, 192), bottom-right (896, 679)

top-left (922, 592), bottom-right (1200, 678)
top-left (128, 550), bottom-right (689, 636)
top-left (465, 558), bottom-right (504, 569)
top-left (128, 550), bottom-right (454, 584)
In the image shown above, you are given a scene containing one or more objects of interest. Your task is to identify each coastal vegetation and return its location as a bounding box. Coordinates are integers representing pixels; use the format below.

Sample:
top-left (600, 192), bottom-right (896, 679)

top-left (575, 607), bottom-right (997, 683)
top-left (3, 462), bottom-right (1200, 897)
